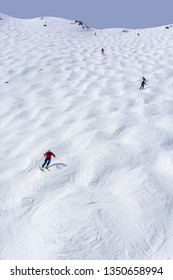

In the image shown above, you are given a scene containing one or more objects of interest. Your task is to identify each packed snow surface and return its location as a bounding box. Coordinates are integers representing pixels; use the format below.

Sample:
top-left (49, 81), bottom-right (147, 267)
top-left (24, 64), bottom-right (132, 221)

top-left (0, 14), bottom-right (173, 259)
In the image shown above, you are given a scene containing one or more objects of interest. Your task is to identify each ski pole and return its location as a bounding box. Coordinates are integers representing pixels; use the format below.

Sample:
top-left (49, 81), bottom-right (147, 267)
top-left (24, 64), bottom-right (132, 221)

top-left (27, 157), bottom-right (44, 172)
top-left (38, 156), bottom-right (44, 163)
top-left (36, 156), bottom-right (44, 166)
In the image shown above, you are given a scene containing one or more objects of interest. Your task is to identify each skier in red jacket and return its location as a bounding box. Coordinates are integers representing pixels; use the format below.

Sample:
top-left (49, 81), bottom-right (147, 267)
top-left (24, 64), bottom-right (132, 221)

top-left (42, 149), bottom-right (56, 168)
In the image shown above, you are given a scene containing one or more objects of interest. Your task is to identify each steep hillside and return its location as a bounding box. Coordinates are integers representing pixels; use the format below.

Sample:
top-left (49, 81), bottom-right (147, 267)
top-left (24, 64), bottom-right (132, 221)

top-left (0, 14), bottom-right (173, 259)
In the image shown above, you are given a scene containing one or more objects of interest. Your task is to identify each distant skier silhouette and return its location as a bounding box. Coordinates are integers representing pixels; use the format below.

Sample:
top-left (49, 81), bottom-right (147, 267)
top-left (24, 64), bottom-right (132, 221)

top-left (139, 77), bottom-right (147, 90)
top-left (42, 149), bottom-right (56, 168)
top-left (101, 48), bottom-right (105, 55)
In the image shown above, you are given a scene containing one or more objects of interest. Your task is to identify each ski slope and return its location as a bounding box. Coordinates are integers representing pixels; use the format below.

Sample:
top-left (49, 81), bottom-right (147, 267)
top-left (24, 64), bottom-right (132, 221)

top-left (0, 13), bottom-right (173, 259)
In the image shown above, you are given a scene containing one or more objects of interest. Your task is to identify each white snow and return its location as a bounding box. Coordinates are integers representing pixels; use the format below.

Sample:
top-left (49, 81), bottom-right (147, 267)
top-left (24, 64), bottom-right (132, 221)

top-left (0, 14), bottom-right (173, 260)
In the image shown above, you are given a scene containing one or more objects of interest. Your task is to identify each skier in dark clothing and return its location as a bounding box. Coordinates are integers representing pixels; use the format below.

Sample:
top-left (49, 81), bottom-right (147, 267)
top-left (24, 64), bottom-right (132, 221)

top-left (42, 150), bottom-right (56, 168)
top-left (139, 77), bottom-right (147, 90)
top-left (101, 48), bottom-right (104, 54)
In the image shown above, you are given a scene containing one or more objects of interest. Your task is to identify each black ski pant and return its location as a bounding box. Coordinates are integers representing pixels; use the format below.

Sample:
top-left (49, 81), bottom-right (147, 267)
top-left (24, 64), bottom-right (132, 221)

top-left (42, 158), bottom-right (51, 168)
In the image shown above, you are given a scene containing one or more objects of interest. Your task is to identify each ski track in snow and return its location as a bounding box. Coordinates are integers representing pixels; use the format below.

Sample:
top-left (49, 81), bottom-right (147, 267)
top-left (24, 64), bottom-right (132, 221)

top-left (0, 14), bottom-right (173, 259)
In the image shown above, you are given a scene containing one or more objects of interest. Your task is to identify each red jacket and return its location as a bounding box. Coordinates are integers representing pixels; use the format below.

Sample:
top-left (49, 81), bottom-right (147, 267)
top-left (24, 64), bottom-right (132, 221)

top-left (44, 151), bottom-right (55, 159)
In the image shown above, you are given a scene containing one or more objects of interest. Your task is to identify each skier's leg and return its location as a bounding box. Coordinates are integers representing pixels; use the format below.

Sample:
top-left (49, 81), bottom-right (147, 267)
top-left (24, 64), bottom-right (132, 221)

top-left (46, 159), bottom-right (51, 168)
top-left (42, 158), bottom-right (47, 168)
top-left (42, 158), bottom-right (49, 168)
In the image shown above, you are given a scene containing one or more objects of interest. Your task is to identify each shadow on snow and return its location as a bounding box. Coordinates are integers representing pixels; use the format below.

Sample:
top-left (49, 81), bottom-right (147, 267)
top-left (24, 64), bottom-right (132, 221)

top-left (48, 162), bottom-right (67, 169)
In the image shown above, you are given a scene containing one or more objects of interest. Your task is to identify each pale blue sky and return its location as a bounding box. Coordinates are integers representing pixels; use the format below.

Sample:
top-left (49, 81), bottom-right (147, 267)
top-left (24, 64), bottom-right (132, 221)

top-left (0, 0), bottom-right (173, 29)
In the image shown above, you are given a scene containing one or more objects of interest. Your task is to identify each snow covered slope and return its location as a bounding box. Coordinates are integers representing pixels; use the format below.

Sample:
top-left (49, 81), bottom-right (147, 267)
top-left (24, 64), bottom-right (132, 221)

top-left (0, 14), bottom-right (173, 259)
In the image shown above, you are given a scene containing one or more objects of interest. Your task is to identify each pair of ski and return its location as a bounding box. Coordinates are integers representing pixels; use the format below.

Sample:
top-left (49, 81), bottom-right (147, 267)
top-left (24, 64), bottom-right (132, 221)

top-left (39, 166), bottom-right (50, 172)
